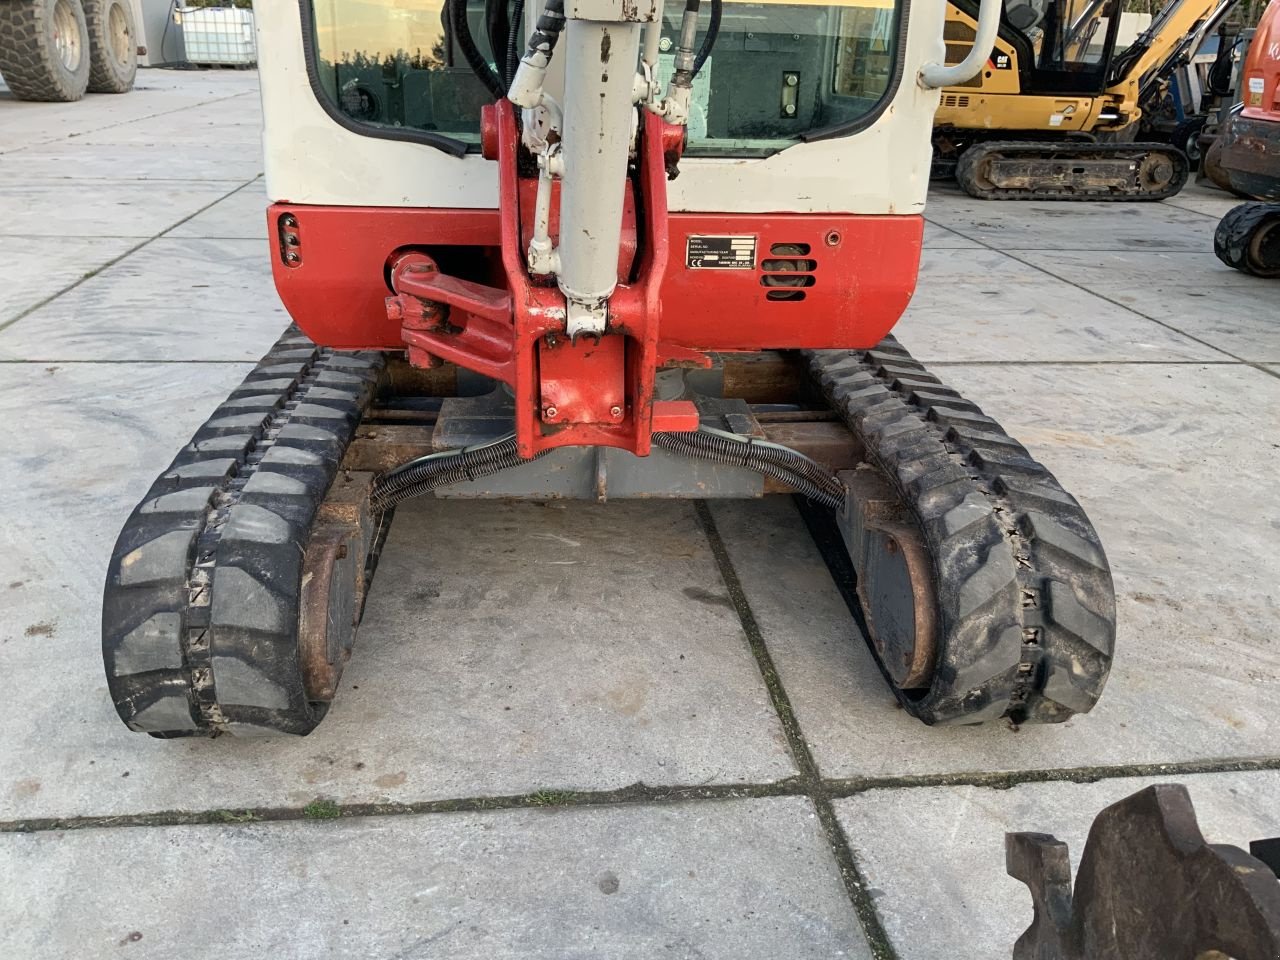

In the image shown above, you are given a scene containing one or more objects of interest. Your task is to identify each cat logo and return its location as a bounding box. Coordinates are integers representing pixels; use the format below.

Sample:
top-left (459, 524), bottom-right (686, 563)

top-left (992, 53), bottom-right (1013, 70)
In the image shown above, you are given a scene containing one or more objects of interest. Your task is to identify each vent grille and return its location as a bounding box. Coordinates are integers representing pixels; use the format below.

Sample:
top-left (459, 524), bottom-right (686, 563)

top-left (941, 94), bottom-right (972, 108)
top-left (761, 243), bottom-right (817, 302)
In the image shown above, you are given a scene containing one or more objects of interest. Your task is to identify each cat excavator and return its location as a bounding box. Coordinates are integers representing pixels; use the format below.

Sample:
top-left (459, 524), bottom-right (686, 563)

top-left (101, 0), bottom-right (1118, 738)
top-left (935, 0), bottom-right (1242, 198)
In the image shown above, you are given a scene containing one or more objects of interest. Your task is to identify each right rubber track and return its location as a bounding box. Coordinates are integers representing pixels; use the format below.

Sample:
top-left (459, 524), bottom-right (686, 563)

top-left (1215, 202), bottom-right (1280, 277)
top-left (806, 340), bottom-right (1116, 724)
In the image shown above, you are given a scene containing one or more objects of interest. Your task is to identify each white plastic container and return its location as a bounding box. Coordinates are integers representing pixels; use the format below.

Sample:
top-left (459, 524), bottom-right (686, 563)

top-left (181, 7), bottom-right (257, 66)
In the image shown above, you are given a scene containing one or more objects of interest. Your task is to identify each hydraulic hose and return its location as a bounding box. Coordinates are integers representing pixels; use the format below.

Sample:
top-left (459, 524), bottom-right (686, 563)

top-left (507, 0), bottom-right (566, 105)
top-left (652, 428), bottom-right (846, 510)
top-left (523, 0), bottom-right (566, 66)
top-left (372, 428), bottom-right (847, 511)
top-left (506, 0), bottom-right (526, 88)
top-left (692, 0), bottom-right (721, 78)
top-left (449, 0), bottom-right (507, 100)
top-left (371, 434), bottom-right (550, 512)
top-left (486, 0), bottom-right (511, 89)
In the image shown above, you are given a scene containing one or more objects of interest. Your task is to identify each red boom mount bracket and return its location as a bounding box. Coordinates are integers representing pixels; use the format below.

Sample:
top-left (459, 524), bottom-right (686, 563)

top-left (385, 100), bottom-right (698, 458)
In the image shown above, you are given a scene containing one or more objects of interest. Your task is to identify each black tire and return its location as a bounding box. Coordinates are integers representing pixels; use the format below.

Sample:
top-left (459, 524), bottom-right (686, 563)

top-left (83, 0), bottom-right (135, 93)
top-left (1215, 202), bottom-right (1280, 278)
top-left (1171, 116), bottom-right (1207, 170)
top-left (0, 0), bottom-right (91, 102)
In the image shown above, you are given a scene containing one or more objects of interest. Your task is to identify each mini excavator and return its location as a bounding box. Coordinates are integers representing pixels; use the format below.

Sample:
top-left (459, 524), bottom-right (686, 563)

top-left (936, 0), bottom-right (1243, 198)
top-left (102, 0), bottom-right (1116, 737)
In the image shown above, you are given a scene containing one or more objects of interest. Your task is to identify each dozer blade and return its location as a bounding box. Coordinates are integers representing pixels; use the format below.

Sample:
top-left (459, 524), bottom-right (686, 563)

top-left (804, 339), bottom-right (1115, 724)
top-left (956, 141), bottom-right (1189, 201)
top-left (102, 327), bottom-right (388, 736)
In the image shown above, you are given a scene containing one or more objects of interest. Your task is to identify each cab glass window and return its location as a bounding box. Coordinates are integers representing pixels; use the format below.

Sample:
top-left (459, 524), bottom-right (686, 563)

top-left (304, 0), bottom-right (904, 156)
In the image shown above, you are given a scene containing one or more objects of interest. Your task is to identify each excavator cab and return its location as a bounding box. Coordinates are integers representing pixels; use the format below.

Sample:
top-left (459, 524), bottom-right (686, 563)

top-left (101, 0), bottom-right (1117, 738)
top-left (998, 0), bottom-right (1124, 90)
top-left (945, 0), bottom-right (1127, 106)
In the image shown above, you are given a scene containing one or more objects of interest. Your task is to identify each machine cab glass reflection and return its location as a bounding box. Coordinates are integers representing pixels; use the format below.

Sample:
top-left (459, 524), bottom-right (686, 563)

top-left (305, 0), bottom-right (903, 155)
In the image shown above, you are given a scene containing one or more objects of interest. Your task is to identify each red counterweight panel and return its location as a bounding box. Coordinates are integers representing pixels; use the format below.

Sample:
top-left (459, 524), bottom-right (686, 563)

top-left (268, 205), bottom-right (923, 353)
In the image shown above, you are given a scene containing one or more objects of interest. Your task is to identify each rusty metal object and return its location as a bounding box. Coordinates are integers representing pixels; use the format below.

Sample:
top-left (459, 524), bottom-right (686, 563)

top-left (837, 467), bottom-right (938, 690)
top-left (300, 472), bottom-right (379, 702)
top-left (719, 352), bottom-right (805, 403)
top-left (1008, 784), bottom-right (1280, 960)
top-left (343, 424), bottom-right (437, 473)
top-left (860, 521), bottom-right (937, 688)
top-left (760, 419), bottom-right (863, 472)
top-left (381, 355), bottom-right (459, 397)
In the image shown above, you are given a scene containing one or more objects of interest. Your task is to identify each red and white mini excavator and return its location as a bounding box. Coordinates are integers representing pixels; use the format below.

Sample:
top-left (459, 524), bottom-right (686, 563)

top-left (102, 0), bottom-right (1116, 736)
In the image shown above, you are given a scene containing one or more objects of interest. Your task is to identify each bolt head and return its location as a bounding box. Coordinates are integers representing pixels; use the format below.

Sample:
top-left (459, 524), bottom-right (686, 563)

top-left (609, 405), bottom-right (623, 419)
top-left (784, 104), bottom-right (797, 116)
top-left (285, 252), bottom-right (301, 264)
top-left (544, 406), bottom-right (558, 420)
top-left (786, 74), bottom-right (798, 86)
top-left (659, 36), bottom-right (672, 52)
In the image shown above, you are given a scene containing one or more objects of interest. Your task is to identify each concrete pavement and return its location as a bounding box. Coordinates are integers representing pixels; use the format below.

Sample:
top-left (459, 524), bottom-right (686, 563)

top-left (1, 69), bottom-right (1278, 959)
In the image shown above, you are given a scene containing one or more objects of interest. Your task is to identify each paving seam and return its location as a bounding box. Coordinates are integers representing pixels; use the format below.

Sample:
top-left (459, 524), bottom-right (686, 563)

top-left (924, 217), bottom-right (1280, 382)
top-left (0, 177), bottom-right (262, 335)
top-left (692, 500), bottom-right (899, 960)
top-left (5, 756), bottom-right (1280, 836)
top-left (0, 90), bottom-right (258, 156)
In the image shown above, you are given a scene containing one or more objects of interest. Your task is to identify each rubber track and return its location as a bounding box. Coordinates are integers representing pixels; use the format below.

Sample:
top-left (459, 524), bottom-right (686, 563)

top-left (956, 141), bottom-right (1189, 202)
top-left (102, 328), bottom-right (384, 737)
top-left (805, 339), bottom-right (1116, 724)
top-left (1214, 202), bottom-right (1280, 278)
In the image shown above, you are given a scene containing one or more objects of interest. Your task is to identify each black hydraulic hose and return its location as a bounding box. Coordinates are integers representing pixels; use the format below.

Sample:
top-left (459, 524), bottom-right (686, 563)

top-left (449, 0), bottom-right (507, 100)
top-left (507, 0), bottom-right (526, 88)
top-left (371, 435), bottom-right (551, 512)
top-left (521, 0), bottom-right (567, 66)
top-left (372, 427), bottom-right (845, 512)
top-left (486, 0), bottom-right (511, 88)
top-left (652, 429), bottom-right (846, 510)
top-left (692, 0), bottom-right (721, 78)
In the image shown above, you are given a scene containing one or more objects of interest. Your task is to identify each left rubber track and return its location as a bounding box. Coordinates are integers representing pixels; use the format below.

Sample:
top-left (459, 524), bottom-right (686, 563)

top-left (103, 328), bottom-right (385, 737)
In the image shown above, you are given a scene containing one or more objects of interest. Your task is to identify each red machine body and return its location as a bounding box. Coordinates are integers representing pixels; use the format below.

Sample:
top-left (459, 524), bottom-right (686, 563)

top-left (1242, 0), bottom-right (1280, 124)
top-left (269, 102), bottom-right (924, 458)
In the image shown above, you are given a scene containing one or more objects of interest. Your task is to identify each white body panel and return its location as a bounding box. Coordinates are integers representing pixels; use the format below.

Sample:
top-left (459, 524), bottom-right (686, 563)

top-left (256, 1), bottom-right (946, 215)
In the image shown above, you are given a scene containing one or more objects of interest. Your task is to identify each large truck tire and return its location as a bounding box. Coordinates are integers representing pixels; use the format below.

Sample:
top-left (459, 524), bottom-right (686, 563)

top-left (0, 0), bottom-right (91, 102)
top-left (83, 0), bottom-right (135, 93)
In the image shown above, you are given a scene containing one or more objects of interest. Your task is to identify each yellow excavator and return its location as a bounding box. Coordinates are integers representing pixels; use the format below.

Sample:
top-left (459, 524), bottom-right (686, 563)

top-left (935, 0), bottom-right (1241, 198)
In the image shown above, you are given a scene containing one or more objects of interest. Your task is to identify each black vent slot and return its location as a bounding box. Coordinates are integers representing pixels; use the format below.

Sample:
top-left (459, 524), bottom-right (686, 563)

top-left (760, 246), bottom-right (817, 302)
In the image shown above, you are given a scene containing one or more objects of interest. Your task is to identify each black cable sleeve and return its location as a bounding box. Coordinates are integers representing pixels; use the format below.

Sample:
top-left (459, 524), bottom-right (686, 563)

top-left (523, 0), bottom-right (566, 61)
top-left (486, 0), bottom-right (511, 88)
top-left (692, 0), bottom-right (720, 77)
top-left (450, 0), bottom-right (507, 100)
top-left (507, 0), bottom-right (526, 88)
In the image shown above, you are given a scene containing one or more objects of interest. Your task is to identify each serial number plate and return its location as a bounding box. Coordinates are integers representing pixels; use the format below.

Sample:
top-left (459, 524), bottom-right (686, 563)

top-left (686, 235), bottom-right (757, 269)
